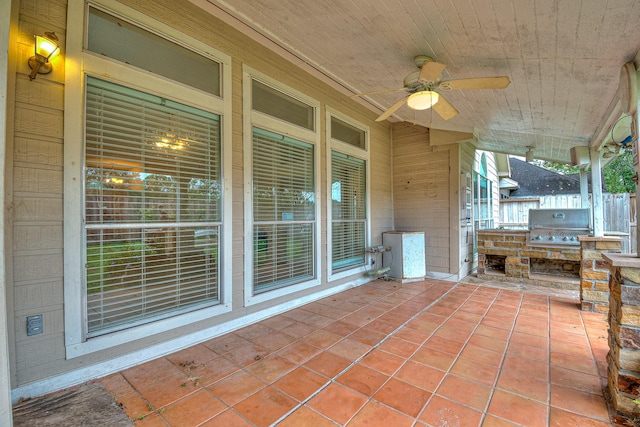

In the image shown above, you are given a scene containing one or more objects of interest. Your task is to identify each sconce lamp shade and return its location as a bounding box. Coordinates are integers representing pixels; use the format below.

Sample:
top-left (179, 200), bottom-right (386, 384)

top-left (407, 90), bottom-right (440, 110)
top-left (28, 32), bottom-right (60, 80)
top-left (35, 34), bottom-right (60, 60)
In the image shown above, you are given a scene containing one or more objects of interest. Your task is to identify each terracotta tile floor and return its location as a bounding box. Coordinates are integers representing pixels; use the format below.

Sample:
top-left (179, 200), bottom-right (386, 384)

top-left (101, 278), bottom-right (614, 426)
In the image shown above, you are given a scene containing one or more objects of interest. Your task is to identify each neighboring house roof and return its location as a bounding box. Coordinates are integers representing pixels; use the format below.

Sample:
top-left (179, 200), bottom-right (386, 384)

top-left (507, 157), bottom-right (590, 197)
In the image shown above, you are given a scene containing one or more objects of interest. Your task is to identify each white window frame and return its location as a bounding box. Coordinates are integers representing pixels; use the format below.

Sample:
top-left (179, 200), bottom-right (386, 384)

top-left (63, 0), bottom-right (233, 358)
top-left (326, 109), bottom-right (371, 281)
top-left (474, 152), bottom-right (494, 232)
top-left (243, 66), bottom-right (321, 306)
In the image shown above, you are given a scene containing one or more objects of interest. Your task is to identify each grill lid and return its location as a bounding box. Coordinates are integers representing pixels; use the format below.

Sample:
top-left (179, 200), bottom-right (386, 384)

top-left (528, 208), bottom-right (591, 230)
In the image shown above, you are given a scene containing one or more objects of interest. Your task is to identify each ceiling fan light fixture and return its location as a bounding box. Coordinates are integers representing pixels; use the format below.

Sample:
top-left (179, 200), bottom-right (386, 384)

top-left (407, 90), bottom-right (439, 110)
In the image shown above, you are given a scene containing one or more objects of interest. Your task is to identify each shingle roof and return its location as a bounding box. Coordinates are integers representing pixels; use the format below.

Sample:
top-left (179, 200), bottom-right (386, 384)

top-left (508, 157), bottom-right (590, 197)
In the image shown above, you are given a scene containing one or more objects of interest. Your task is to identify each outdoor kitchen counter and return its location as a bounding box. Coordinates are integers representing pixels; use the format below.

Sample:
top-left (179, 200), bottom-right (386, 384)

top-left (477, 228), bottom-right (582, 289)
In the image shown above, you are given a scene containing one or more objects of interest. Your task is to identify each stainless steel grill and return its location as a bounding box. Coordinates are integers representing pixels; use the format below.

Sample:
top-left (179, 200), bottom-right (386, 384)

top-left (527, 208), bottom-right (592, 246)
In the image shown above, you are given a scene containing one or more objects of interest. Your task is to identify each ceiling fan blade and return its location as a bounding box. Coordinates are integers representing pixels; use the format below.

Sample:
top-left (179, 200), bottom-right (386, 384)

top-left (375, 97), bottom-right (408, 122)
top-left (432, 94), bottom-right (459, 120)
top-left (350, 87), bottom-right (406, 98)
top-left (439, 76), bottom-right (510, 91)
top-left (419, 61), bottom-right (447, 83)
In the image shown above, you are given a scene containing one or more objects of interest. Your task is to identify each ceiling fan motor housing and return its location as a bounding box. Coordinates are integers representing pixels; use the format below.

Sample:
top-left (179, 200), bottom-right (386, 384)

top-left (413, 55), bottom-right (434, 68)
top-left (403, 70), bottom-right (429, 91)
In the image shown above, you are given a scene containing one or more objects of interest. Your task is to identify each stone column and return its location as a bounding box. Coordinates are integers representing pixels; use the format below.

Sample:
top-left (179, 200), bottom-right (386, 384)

top-left (604, 253), bottom-right (640, 420)
top-left (579, 236), bottom-right (622, 312)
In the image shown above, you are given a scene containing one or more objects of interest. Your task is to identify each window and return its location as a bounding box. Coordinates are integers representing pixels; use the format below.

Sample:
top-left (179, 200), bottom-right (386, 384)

top-left (252, 128), bottom-right (315, 292)
top-left (84, 77), bottom-right (222, 336)
top-left (474, 152), bottom-right (494, 231)
top-left (331, 116), bottom-right (366, 149)
top-left (331, 152), bottom-right (366, 271)
top-left (327, 112), bottom-right (369, 278)
top-left (252, 80), bottom-right (314, 130)
top-left (244, 70), bottom-right (320, 305)
top-left (64, 0), bottom-right (232, 356)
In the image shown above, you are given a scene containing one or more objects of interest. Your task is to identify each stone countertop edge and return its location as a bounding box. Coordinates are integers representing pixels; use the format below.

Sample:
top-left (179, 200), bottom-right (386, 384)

top-left (578, 236), bottom-right (623, 242)
top-left (603, 253), bottom-right (640, 267)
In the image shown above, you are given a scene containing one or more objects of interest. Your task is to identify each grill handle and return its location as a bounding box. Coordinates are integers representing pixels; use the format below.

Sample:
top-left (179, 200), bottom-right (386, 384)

top-left (530, 226), bottom-right (592, 231)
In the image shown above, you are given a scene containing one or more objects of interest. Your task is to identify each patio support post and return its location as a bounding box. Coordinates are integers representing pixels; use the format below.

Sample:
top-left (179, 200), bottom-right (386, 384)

top-left (579, 166), bottom-right (589, 209)
top-left (0, 1), bottom-right (14, 425)
top-left (635, 75), bottom-right (640, 257)
top-left (590, 146), bottom-right (604, 237)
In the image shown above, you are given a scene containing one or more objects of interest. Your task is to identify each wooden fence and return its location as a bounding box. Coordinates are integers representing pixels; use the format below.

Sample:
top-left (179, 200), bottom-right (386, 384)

top-left (499, 194), bottom-right (636, 253)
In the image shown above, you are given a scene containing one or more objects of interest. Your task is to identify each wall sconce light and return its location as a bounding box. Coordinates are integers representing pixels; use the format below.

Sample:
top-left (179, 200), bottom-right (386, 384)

top-left (28, 32), bottom-right (60, 81)
top-left (525, 147), bottom-right (534, 162)
top-left (407, 90), bottom-right (440, 110)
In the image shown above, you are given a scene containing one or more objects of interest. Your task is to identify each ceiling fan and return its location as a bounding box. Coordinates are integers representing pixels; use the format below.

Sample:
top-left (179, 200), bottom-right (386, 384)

top-left (353, 55), bottom-right (510, 122)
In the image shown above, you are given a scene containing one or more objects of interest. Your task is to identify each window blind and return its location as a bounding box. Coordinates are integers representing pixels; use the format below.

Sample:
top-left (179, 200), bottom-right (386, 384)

top-left (252, 127), bottom-right (315, 292)
top-left (331, 151), bottom-right (366, 271)
top-left (84, 76), bottom-right (222, 336)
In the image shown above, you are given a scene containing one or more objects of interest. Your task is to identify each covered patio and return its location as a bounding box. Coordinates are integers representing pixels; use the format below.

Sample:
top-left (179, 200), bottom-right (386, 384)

top-left (17, 277), bottom-right (612, 426)
top-left (5, 1), bottom-right (640, 425)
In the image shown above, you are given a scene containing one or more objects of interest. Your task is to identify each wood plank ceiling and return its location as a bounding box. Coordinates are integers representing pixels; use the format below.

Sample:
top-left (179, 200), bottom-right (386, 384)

top-left (193, 0), bottom-right (640, 163)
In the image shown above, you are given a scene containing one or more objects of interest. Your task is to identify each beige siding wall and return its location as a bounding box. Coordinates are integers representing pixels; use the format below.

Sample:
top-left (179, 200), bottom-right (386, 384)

top-left (391, 123), bottom-right (452, 275)
top-left (7, 0), bottom-right (393, 389)
top-left (370, 128), bottom-right (394, 246)
top-left (10, 0), bottom-right (67, 386)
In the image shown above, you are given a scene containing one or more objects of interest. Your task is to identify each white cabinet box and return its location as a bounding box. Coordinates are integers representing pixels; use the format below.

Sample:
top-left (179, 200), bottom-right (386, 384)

top-left (382, 231), bottom-right (426, 283)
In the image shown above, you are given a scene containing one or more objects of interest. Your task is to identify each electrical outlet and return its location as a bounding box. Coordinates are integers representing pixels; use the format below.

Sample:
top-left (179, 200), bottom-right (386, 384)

top-left (27, 315), bottom-right (43, 336)
top-left (371, 259), bottom-right (375, 265)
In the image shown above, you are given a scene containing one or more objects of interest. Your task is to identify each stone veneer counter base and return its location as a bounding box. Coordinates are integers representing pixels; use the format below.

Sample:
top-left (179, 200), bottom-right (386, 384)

top-left (477, 229), bottom-right (582, 291)
top-left (477, 271), bottom-right (580, 290)
top-left (602, 252), bottom-right (640, 422)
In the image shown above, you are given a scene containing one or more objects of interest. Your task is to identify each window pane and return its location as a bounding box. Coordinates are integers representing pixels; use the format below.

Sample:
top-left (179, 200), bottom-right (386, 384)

top-left (86, 77), bottom-right (222, 224)
top-left (332, 152), bottom-right (366, 220)
top-left (252, 127), bottom-right (315, 291)
top-left (253, 128), bottom-right (315, 222)
top-left (331, 116), bottom-right (365, 149)
top-left (253, 223), bottom-right (314, 291)
top-left (87, 7), bottom-right (221, 96)
top-left (331, 151), bottom-right (366, 271)
top-left (85, 76), bottom-right (221, 335)
top-left (86, 225), bottom-right (219, 334)
top-left (473, 169), bottom-right (493, 232)
top-left (251, 80), bottom-right (314, 130)
top-left (332, 221), bottom-right (365, 270)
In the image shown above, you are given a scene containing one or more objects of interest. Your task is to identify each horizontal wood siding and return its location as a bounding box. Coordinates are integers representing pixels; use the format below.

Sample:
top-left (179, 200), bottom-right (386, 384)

top-left (10, 0), bottom-right (67, 385)
top-left (392, 123), bottom-right (450, 274)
